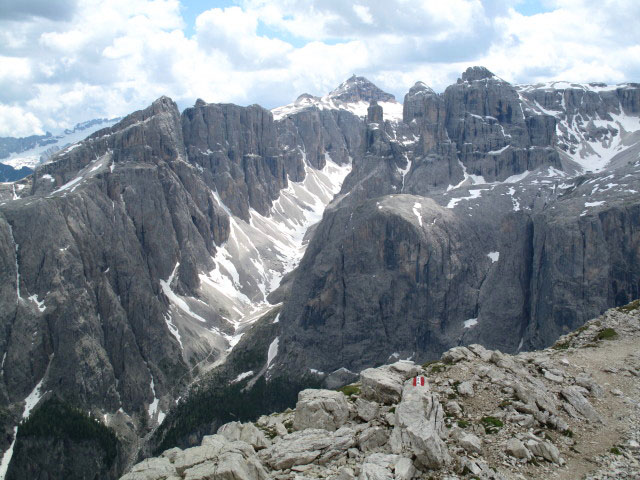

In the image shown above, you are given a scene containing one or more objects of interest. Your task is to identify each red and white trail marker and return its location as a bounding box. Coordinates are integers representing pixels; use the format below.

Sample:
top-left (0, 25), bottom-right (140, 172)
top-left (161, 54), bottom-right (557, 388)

top-left (412, 376), bottom-right (425, 386)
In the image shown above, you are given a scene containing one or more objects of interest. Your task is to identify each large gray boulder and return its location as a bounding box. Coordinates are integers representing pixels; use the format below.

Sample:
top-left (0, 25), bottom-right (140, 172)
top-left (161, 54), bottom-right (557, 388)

top-left (120, 457), bottom-right (177, 480)
top-left (358, 453), bottom-right (402, 480)
top-left (389, 380), bottom-right (450, 469)
top-left (560, 386), bottom-right (601, 422)
top-left (124, 436), bottom-right (268, 480)
top-left (261, 427), bottom-right (356, 470)
top-left (293, 389), bottom-right (350, 431)
top-left (217, 421), bottom-right (270, 450)
top-left (360, 362), bottom-right (420, 405)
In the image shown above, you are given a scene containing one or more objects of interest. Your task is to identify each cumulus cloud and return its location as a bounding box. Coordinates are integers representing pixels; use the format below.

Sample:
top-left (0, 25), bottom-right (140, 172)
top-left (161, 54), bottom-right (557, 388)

top-left (0, 0), bottom-right (638, 137)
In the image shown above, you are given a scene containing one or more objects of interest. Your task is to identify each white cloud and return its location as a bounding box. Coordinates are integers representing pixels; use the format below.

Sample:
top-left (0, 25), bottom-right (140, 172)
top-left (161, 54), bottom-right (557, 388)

top-left (352, 5), bottom-right (374, 25)
top-left (0, 0), bottom-right (638, 137)
top-left (0, 104), bottom-right (44, 136)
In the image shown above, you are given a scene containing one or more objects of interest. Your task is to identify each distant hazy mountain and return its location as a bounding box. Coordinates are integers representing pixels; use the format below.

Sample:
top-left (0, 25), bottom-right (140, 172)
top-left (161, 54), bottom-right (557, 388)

top-left (0, 118), bottom-right (120, 177)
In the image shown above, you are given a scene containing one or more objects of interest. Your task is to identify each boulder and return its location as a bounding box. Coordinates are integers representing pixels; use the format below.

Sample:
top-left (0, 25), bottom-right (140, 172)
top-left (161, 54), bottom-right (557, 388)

top-left (329, 467), bottom-right (357, 480)
top-left (560, 386), bottom-right (601, 422)
top-left (358, 463), bottom-right (393, 480)
top-left (293, 389), bottom-right (350, 431)
top-left (360, 361), bottom-right (420, 405)
top-left (173, 444), bottom-right (225, 476)
top-left (468, 344), bottom-right (493, 362)
top-left (394, 457), bottom-right (416, 480)
top-left (262, 427), bottom-right (355, 470)
top-left (459, 433), bottom-right (482, 454)
top-left (389, 380), bottom-right (450, 468)
top-left (358, 453), bottom-right (401, 480)
top-left (575, 373), bottom-right (604, 397)
top-left (445, 400), bottom-right (462, 416)
top-left (355, 397), bottom-right (379, 422)
top-left (457, 381), bottom-right (474, 397)
top-left (121, 457), bottom-right (177, 480)
top-left (441, 346), bottom-right (475, 364)
top-left (358, 426), bottom-right (389, 452)
top-left (525, 439), bottom-right (562, 464)
top-left (217, 421), bottom-right (270, 450)
top-left (160, 447), bottom-right (182, 463)
top-left (505, 438), bottom-right (530, 460)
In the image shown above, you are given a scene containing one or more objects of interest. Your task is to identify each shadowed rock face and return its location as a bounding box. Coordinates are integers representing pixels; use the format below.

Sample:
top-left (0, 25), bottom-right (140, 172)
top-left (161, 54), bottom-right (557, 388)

top-left (272, 67), bottom-right (640, 378)
top-left (0, 92), bottom-right (366, 474)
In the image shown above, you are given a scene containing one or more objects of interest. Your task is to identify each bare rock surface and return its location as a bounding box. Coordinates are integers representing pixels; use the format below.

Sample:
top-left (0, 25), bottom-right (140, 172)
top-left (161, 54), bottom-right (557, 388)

top-left (293, 389), bottom-right (350, 431)
top-left (121, 303), bottom-right (640, 479)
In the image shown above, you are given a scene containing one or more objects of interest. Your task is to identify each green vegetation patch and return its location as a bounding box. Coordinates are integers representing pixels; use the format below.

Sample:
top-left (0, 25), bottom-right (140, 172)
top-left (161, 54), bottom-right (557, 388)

top-left (337, 384), bottom-right (361, 397)
top-left (457, 419), bottom-right (470, 428)
top-left (594, 328), bottom-right (618, 341)
top-left (16, 398), bottom-right (118, 467)
top-left (423, 361), bottom-right (446, 373)
top-left (481, 416), bottom-right (504, 434)
top-left (610, 446), bottom-right (622, 455)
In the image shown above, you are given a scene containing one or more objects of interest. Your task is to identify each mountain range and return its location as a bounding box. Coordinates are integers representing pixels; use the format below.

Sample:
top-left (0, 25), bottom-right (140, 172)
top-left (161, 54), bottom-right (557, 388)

top-left (0, 67), bottom-right (639, 479)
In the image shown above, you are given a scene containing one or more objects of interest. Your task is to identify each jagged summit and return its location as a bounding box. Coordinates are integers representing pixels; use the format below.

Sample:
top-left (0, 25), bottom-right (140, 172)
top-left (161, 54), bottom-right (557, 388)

top-left (327, 74), bottom-right (396, 103)
top-left (272, 75), bottom-right (403, 121)
top-left (407, 81), bottom-right (436, 96)
top-left (460, 66), bottom-right (499, 82)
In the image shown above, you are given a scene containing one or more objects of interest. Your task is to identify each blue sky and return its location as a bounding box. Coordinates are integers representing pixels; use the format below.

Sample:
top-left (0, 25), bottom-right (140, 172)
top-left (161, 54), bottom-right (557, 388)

top-left (514, 0), bottom-right (550, 16)
top-left (0, 0), bottom-right (638, 137)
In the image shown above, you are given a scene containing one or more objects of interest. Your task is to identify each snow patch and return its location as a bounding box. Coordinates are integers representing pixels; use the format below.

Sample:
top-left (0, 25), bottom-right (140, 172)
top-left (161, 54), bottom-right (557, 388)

top-left (22, 377), bottom-right (45, 419)
top-left (487, 145), bottom-right (510, 155)
top-left (487, 252), bottom-right (500, 263)
top-left (412, 202), bottom-right (423, 227)
top-left (464, 318), bottom-right (478, 329)
top-left (585, 201), bottom-right (605, 207)
top-left (160, 263), bottom-right (207, 323)
top-left (28, 295), bottom-right (46, 312)
top-left (232, 371), bottom-right (254, 383)
top-left (266, 337), bottom-right (279, 369)
top-left (446, 189), bottom-right (484, 209)
top-left (52, 176), bottom-right (83, 194)
top-left (164, 313), bottom-right (183, 350)
top-left (503, 171), bottom-right (530, 183)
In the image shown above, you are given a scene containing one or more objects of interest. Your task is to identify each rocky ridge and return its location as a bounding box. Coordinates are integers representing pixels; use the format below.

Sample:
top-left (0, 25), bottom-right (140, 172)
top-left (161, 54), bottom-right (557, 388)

top-left (121, 303), bottom-right (640, 479)
top-left (271, 67), bottom-right (640, 378)
top-left (1, 67), bottom-right (640, 478)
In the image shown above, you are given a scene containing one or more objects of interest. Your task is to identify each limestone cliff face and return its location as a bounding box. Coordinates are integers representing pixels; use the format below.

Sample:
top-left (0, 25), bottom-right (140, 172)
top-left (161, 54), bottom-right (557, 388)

top-left (0, 93), bottom-right (364, 475)
top-left (272, 67), bottom-right (640, 377)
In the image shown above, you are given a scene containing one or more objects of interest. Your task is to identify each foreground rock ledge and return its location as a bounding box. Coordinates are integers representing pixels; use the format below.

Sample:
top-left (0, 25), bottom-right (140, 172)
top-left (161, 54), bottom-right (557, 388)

top-left (122, 303), bottom-right (640, 480)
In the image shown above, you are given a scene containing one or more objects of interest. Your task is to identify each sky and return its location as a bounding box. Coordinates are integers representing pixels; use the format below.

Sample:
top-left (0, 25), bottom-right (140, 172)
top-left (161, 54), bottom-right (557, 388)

top-left (0, 0), bottom-right (639, 137)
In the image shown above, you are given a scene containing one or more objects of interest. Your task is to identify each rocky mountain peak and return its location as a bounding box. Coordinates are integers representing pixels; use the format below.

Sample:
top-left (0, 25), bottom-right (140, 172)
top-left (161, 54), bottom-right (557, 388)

top-left (461, 66), bottom-right (498, 82)
top-left (328, 75), bottom-right (396, 103)
top-left (407, 81), bottom-right (436, 96)
top-left (151, 95), bottom-right (179, 114)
